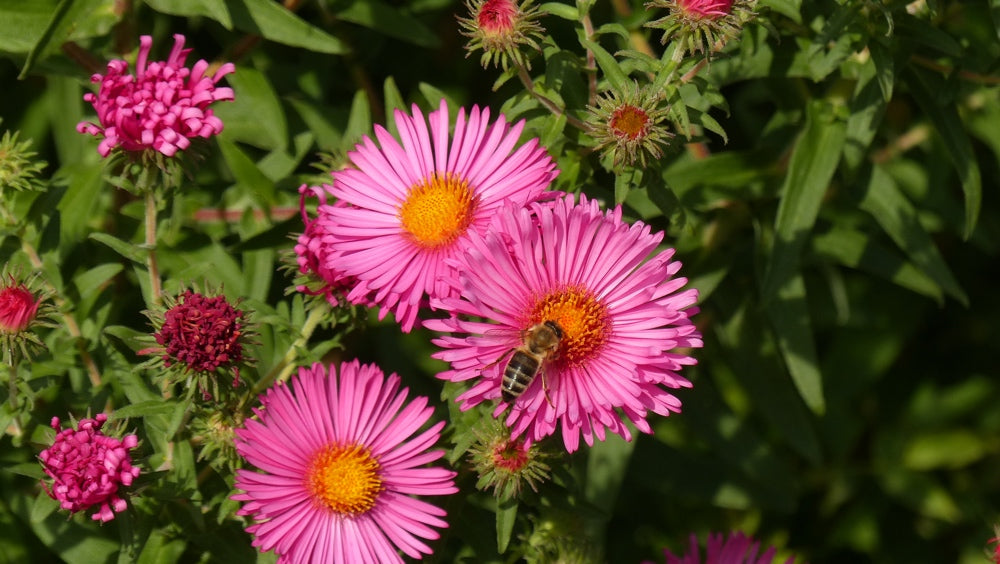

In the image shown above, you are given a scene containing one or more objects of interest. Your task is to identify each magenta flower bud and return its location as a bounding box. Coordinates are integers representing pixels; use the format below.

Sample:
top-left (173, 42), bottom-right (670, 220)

top-left (38, 414), bottom-right (140, 523)
top-left (77, 34), bottom-right (234, 158)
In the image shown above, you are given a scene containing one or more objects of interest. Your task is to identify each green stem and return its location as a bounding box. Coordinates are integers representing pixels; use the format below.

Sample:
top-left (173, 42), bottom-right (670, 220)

top-left (144, 188), bottom-right (162, 306)
top-left (20, 238), bottom-right (103, 388)
top-left (251, 305), bottom-right (328, 395)
top-left (515, 62), bottom-right (590, 132)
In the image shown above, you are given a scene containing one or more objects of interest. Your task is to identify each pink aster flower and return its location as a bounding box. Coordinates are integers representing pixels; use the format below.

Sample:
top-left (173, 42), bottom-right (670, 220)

top-left (294, 184), bottom-right (370, 308)
top-left (77, 34), bottom-right (235, 157)
top-left (663, 531), bottom-right (796, 564)
top-left (320, 98), bottom-right (558, 332)
top-left (233, 360), bottom-right (458, 563)
top-left (425, 193), bottom-right (702, 452)
top-left (38, 414), bottom-right (140, 523)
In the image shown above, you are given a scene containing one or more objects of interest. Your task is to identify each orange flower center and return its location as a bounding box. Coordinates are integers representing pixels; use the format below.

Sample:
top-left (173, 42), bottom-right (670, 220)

top-left (529, 285), bottom-right (610, 366)
top-left (305, 443), bottom-right (383, 515)
top-left (398, 172), bottom-right (478, 249)
top-left (609, 105), bottom-right (650, 141)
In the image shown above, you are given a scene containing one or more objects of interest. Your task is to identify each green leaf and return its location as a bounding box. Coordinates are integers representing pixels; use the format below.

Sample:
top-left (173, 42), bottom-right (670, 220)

top-left (217, 138), bottom-right (277, 206)
top-left (4, 462), bottom-right (46, 480)
top-left (860, 165), bottom-right (968, 305)
top-left (0, 0), bottom-right (60, 54)
top-left (54, 161), bottom-right (104, 245)
top-left (18, 0), bottom-right (118, 78)
top-left (341, 90), bottom-right (372, 153)
top-left (336, 0), bottom-right (439, 48)
top-left (903, 430), bottom-right (987, 470)
top-left (843, 52), bottom-right (890, 175)
top-left (811, 226), bottom-right (942, 302)
top-left (992, 0), bottom-right (1000, 41)
top-left (585, 433), bottom-right (636, 513)
top-left (29, 494), bottom-right (59, 525)
top-left (73, 263), bottom-right (123, 299)
top-left (144, 0), bottom-right (232, 29)
top-left (758, 0), bottom-right (801, 24)
top-left (495, 498), bottom-right (518, 554)
top-left (761, 100), bottom-right (846, 303)
top-left (579, 37), bottom-right (628, 92)
top-left (539, 2), bottom-right (578, 20)
top-left (228, 0), bottom-right (346, 53)
top-left (89, 232), bottom-right (147, 264)
top-left (715, 296), bottom-right (823, 464)
top-left (903, 67), bottom-right (982, 239)
top-left (765, 272), bottom-right (825, 414)
top-left (109, 400), bottom-right (178, 420)
top-left (103, 325), bottom-right (148, 355)
top-left (382, 76), bottom-right (407, 138)
top-left (214, 67), bottom-right (287, 151)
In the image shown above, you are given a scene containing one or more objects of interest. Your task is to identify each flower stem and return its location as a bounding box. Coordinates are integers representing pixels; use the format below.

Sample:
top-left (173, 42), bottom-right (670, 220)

top-left (251, 305), bottom-right (328, 395)
top-left (515, 62), bottom-right (590, 132)
top-left (145, 189), bottom-right (162, 306)
top-left (19, 239), bottom-right (103, 388)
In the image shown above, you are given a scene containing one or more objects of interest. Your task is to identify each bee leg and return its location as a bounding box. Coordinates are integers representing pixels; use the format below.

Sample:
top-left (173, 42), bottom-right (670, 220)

top-left (540, 368), bottom-right (554, 409)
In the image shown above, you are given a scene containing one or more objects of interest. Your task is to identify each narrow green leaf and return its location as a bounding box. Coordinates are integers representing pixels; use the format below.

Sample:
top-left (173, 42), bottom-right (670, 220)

top-left (217, 138), bottom-right (277, 207)
top-left (903, 430), bottom-right (987, 470)
top-left (89, 232), bottom-right (147, 264)
top-left (110, 400), bottom-right (177, 420)
top-left (73, 263), bottom-right (123, 299)
top-left (54, 161), bottom-right (104, 245)
top-left (495, 498), bottom-right (518, 554)
top-left (860, 165), bottom-right (968, 305)
top-left (213, 67), bottom-right (287, 151)
top-left (715, 296), bottom-right (823, 464)
top-left (29, 494), bottom-right (59, 524)
top-left (144, 0), bottom-right (232, 29)
top-left (228, 0), bottom-right (346, 53)
top-left (811, 226), bottom-right (942, 302)
top-left (758, 0), bottom-right (801, 24)
top-left (341, 90), bottom-right (372, 153)
top-left (103, 325), bottom-right (148, 354)
top-left (579, 37), bottom-right (628, 92)
top-left (19, 0), bottom-right (117, 78)
top-left (336, 0), bottom-right (439, 47)
top-left (539, 2), bottom-right (578, 20)
top-left (0, 0), bottom-right (60, 54)
top-left (585, 433), bottom-right (636, 513)
top-left (765, 272), bottom-right (825, 414)
top-left (382, 76), bottom-right (407, 138)
top-left (992, 0), bottom-right (1000, 41)
top-left (761, 100), bottom-right (846, 303)
top-left (904, 67), bottom-right (982, 239)
top-left (4, 462), bottom-right (46, 480)
top-left (843, 54), bottom-right (890, 175)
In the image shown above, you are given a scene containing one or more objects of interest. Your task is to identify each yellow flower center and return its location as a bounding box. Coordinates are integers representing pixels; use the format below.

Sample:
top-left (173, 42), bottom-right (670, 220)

top-left (398, 172), bottom-right (478, 249)
top-left (609, 105), bottom-right (650, 140)
top-left (305, 443), bottom-right (383, 516)
top-left (529, 285), bottom-right (610, 366)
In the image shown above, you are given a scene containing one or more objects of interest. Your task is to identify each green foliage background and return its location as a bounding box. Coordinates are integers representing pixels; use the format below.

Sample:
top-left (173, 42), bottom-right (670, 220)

top-left (1, 0), bottom-right (999, 562)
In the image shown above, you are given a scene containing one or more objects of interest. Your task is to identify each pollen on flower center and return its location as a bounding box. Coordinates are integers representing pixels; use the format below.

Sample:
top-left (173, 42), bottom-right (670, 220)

top-left (529, 285), bottom-right (610, 366)
top-left (399, 172), bottom-right (478, 249)
top-left (609, 105), bottom-right (650, 140)
top-left (305, 443), bottom-right (383, 516)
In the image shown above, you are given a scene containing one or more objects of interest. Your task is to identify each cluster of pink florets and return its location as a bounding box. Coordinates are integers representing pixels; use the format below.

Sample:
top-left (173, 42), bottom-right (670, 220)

top-left (76, 34), bottom-right (234, 157)
top-left (38, 414), bottom-right (140, 523)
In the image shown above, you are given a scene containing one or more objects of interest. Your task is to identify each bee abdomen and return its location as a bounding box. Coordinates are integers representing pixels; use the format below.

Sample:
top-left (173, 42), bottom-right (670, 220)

top-left (501, 352), bottom-right (541, 403)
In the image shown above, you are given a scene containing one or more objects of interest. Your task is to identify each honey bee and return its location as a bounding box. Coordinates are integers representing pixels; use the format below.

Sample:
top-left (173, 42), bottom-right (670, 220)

top-left (498, 320), bottom-right (563, 405)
